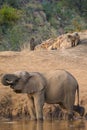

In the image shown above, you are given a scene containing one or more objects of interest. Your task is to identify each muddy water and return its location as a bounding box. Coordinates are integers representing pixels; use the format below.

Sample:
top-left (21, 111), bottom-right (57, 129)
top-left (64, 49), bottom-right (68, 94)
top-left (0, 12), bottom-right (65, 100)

top-left (0, 120), bottom-right (86, 130)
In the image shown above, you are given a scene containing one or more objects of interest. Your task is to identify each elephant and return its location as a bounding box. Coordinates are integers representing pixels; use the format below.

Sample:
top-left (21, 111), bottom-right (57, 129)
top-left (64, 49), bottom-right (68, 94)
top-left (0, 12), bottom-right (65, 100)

top-left (1, 69), bottom-right (79, 120)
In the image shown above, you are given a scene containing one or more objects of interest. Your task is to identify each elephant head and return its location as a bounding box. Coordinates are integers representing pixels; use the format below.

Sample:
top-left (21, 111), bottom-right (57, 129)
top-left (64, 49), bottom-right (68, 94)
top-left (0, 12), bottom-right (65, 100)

top-left (1, 71), bottom-right (46, 94)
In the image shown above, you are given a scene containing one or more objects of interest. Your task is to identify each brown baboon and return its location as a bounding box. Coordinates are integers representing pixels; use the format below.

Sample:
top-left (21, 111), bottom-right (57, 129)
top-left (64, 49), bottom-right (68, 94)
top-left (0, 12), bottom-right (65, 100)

top-left (30, 38), bottom-right (36, 50)
top-left (67, 33), bottom-right (80, 47)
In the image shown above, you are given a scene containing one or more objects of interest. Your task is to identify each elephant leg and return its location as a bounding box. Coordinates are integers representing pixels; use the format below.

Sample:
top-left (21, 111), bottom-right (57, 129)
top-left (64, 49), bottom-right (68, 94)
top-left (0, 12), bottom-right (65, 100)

top-left (64, 94), bottom-right (75, 120)
top-left (34, 90), bottom-right (45, 120)
top-left (27, 95), bottom-right (36, 120)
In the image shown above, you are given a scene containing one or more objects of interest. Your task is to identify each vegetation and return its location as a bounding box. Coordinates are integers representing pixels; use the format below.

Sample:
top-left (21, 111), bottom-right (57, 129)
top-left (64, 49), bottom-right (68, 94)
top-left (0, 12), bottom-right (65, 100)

top-left (0, 0), bottom-right (87, 51)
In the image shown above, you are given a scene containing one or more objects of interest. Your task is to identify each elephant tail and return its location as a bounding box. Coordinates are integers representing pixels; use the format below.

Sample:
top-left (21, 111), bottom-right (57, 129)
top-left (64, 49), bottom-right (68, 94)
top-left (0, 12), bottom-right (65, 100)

top-left (77, 84), bottom-right (79, 106)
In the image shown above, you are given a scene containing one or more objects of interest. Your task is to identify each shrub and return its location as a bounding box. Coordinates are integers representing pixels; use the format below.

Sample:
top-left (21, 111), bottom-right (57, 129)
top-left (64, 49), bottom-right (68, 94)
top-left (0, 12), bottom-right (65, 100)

top-left (0, 4), bottom-right (22, 26)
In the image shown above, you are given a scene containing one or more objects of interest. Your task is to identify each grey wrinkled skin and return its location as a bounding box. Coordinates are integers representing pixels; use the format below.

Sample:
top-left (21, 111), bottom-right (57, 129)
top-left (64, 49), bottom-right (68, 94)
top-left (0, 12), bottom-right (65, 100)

top-left (1, 70), bottom-right (79, 120)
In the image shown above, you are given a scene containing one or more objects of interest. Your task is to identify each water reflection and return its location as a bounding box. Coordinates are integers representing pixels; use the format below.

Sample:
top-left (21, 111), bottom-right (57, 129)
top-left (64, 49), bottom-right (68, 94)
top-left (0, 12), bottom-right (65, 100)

top-left (0, 120), bottom-right (86, 130)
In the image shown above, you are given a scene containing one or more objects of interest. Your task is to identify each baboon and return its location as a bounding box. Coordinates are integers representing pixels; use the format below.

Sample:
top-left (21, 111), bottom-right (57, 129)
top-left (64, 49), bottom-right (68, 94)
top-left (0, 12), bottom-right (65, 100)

top-left (30, 38), bottom-right (36, 50)
top-left (67, 33), bottom-right (80, 47)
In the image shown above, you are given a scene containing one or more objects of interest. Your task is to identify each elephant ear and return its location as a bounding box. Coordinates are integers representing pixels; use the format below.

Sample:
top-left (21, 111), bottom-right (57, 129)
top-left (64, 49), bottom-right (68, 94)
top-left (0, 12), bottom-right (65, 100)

top-left (14, 71), bottom-right (31, 82)
top-left (23, 72), bottom-right (46, 94)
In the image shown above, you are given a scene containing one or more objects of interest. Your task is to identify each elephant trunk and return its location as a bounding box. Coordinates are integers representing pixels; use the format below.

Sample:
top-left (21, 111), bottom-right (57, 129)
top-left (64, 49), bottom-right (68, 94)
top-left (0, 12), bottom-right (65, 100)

top-left (1, 74), bottom-right (19, 86)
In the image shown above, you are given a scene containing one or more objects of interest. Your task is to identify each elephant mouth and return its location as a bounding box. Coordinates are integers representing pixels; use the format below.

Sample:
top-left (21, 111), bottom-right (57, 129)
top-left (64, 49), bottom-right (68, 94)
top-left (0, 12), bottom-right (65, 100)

top-left (14, 89), bottom-right (22, 93)
top-left (10, 83), bottom-right (17, 89)
top-left (9, 79), bottom-right (20, 89)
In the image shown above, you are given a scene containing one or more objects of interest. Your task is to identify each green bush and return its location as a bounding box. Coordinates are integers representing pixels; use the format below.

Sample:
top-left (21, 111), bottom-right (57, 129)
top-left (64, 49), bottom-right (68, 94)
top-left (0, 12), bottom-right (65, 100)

top-left (4, 0), bottom-right (22, 8)
top-left (0, 4), bottom-right (22, 26)
top-left (0, 0), bottom-right (29, 8)
top-left (64, 15), bottom-right (87, 32)
top-left (0, 1), bottom-right (87, 51)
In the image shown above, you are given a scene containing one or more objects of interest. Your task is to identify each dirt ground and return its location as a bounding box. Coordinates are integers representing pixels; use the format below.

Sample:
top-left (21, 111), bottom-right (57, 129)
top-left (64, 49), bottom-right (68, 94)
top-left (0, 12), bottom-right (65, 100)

top-left (0, 30), bottom-right (87, 120)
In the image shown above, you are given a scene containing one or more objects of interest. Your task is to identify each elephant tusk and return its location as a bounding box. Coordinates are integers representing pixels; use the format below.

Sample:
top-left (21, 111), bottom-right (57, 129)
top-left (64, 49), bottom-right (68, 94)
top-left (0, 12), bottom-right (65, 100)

top-left (6, 79), bottom-right (13, 84)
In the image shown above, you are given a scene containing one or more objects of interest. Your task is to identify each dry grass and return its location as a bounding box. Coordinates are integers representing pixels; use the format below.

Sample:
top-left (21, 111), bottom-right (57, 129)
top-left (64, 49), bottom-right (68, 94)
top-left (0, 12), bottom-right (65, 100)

top-left (0, 30), bottom-right (87, 119)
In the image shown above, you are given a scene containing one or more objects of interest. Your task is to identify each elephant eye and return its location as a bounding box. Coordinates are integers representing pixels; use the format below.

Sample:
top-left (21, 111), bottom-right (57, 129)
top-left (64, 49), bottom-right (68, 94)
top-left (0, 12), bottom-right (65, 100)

top-left (6, 78), bottom-right (9, 81)
top-left (15, 78), bottom-right (20, 83)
